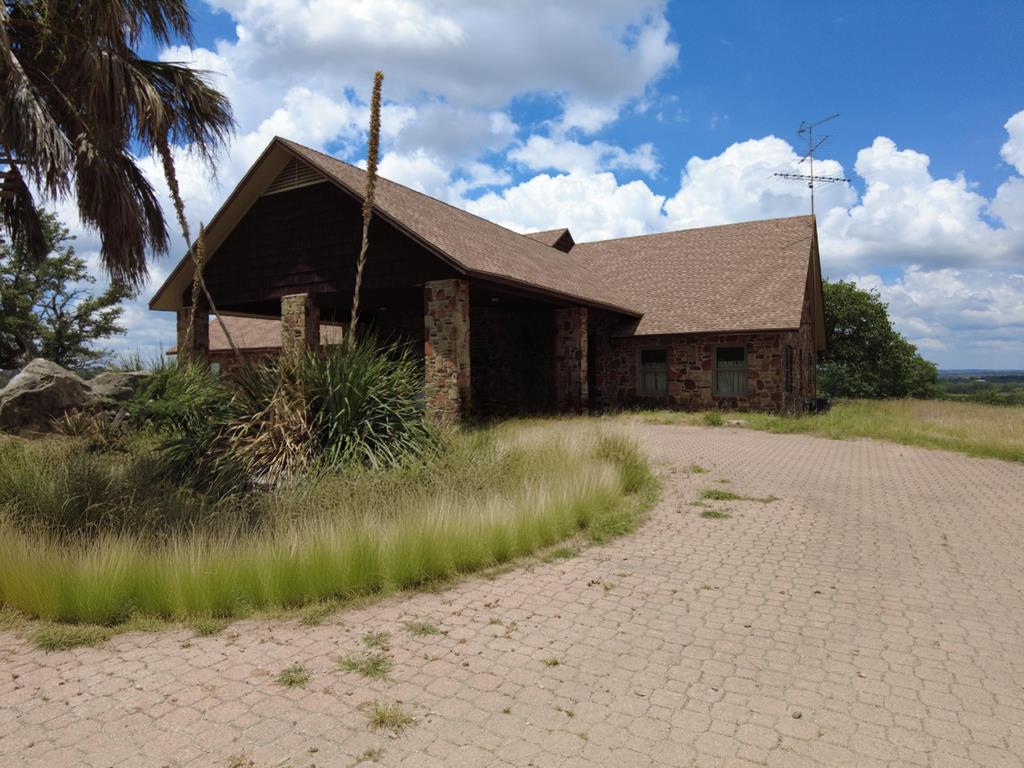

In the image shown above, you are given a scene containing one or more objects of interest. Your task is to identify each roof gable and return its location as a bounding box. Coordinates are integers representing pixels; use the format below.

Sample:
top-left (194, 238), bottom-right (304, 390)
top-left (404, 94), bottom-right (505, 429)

top-left (276, 140), bottom-right (636, 314)
top-left (151, 138), bottom-right (638, 316)
top-left (524, 228), bottom-right (575, 252)
top-left (574, 216), bottom-right (818, 336)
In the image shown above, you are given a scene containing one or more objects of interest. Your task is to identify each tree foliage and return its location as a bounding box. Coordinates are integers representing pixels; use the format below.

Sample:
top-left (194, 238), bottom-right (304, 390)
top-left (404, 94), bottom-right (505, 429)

top-left (819, 279), bottom-right (939, 399)
top-left (0, 211), bottom-right (132, 369)
top-left (0, 0), bottom-right (233, 287)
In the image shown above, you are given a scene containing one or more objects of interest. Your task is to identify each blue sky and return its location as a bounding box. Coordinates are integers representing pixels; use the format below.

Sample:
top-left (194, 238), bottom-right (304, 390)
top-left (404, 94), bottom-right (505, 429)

top-left (101, 1), bottom-right (1023, 369)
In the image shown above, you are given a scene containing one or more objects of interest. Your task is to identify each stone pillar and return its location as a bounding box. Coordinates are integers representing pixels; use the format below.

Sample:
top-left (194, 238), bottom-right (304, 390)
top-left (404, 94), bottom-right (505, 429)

top-left (554, 306), bottom-right (588, 412)
top-left (424, 278), bottom-right (471, 423)
top-left (175, 297), bottom-right (209, 363)
top-left (281, 293), bottom-right (319, 353)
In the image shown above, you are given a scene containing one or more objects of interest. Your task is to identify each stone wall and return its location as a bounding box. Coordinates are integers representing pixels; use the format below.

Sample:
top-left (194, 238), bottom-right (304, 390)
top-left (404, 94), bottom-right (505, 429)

top-left (554, 307), bottom-right (588, 412)
top-left (423, 278), bottom-right (470, 423)
top-left (280, 293), bottom-right (319, 353)
top-left (590, 310), bottom-right (817, 413)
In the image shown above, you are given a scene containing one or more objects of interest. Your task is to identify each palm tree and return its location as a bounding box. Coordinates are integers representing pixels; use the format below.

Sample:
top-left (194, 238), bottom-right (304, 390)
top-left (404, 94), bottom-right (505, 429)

top-left (0, 0), bottom-right (234, 293)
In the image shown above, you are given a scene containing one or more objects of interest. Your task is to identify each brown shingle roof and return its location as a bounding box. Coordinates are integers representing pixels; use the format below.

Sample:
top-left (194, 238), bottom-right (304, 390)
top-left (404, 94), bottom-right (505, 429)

top-left (574, 215), bottom-right (816, 336)
top-left (278, 140), bottom-right (636, 316)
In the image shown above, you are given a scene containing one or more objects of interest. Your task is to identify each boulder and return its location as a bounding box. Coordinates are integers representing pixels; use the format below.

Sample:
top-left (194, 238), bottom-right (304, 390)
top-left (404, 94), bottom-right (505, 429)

top-left (0, 358), bottom-right (92, 432)
top-left (89, 370), bottom-right (151, 405)
top-left (0, 360), bottom-right (152, 433)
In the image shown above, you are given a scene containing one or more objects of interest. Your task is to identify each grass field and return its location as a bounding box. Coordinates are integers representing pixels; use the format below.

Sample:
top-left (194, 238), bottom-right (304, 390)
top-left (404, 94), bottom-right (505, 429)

top-left (632, 399), bottom-right (1024, 463)
top-left (0, 422), bottom-right (656, 633)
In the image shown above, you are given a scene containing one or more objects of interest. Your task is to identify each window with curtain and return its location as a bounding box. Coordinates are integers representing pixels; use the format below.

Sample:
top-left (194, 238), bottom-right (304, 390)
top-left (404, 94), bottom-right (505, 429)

top-left (714, 346), bottom-right (746, 397)
top-left (639, 348), bottom-right (668, 395)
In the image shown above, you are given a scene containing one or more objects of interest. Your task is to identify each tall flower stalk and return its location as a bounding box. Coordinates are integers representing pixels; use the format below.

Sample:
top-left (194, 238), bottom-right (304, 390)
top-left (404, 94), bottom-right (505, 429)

top-left (348, 71), bottom-right (383, 351)
top-left (158, 141), bottom-right (241, 363)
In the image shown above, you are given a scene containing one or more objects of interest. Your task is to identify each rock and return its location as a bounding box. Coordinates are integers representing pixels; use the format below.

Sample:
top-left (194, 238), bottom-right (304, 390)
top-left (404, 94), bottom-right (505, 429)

top-left (725, 419), bottom-right (748, 427)
top-left (88, 371), bottom-right (151, 405)
top-left (0, 360), bottom-right (151, 433)
top-left (0, 358), bottom-right (92, 433)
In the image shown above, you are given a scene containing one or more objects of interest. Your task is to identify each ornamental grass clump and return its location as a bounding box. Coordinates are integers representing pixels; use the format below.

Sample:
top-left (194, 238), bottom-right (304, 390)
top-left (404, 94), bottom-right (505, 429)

top-left (0, 422), bottom-right (656, 626)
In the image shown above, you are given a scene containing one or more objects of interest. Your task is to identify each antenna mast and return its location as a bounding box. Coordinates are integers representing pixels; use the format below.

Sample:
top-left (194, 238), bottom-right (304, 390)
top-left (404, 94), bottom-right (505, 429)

top-left (774, 113), bottom-right (850, 216)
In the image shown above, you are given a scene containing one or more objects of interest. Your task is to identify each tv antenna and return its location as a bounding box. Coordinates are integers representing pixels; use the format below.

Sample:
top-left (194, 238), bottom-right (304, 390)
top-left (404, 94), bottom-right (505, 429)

top-left (774, 113), bottom-right (850, 216)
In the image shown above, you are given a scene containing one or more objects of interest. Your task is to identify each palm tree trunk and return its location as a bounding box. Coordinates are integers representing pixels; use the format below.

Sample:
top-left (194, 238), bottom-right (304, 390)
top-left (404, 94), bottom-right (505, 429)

top-left (348, 71), bottom-right (384, 351)
top-left (156, 140), bottom-right (242, 364)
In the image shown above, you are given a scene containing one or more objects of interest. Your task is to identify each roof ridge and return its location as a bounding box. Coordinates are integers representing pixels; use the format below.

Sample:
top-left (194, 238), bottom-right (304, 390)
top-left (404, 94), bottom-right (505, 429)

top-left (575, 214), bottom-right (816, 247)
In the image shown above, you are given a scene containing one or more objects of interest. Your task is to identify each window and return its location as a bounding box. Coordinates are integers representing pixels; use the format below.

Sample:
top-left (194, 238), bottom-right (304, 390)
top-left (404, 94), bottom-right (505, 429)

top-left (784, 345), bottom-right (794, 394)
top-left (639, 349), bottom-right (668, 396)
top-left (714, 346), bottom-right (746, 397)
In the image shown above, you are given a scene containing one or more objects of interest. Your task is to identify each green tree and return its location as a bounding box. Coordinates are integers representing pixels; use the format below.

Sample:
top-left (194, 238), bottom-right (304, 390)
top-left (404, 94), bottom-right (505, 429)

top-left (0, 0), bottom-right (233, 287)
top-left (819, 279), bottom-right (940, 399)
top-left (0, 212), bottom-right (132, 369)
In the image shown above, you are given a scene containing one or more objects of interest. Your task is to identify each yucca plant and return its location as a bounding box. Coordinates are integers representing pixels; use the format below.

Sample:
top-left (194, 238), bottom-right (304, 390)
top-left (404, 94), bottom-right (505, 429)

top-left (152, 336), bottom-right (438, 493)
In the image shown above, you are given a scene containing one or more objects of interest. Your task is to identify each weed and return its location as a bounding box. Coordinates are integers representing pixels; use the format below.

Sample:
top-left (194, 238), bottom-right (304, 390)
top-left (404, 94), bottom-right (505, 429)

top-left (31, 623), bottom-right (112, 651)
top-left (362, 631), bottom-right (390, 650)
top-left (542, 657), bottom-right (561, 667)
top-left (700, 510), bottom-right (732, 520)
top-left (276, 663), bottom-right (310, 688)
top-left (699, 488), bottom-right (778, 503)
top-left (404, 621), bottom-right (440, 636)
top-left (543, 546), bottom-right (578, 562)
top-left (191, 617), bottom-right (228, 636)
top-left (688, 464), bottom-right (708, 474)
top-left (225, 754), bottom-right (254, 768)
top-left (368, 701), bottom-right (414, 731)
top-left (700, 488), bottom-right (741, 501)
top-left (301, 600), bottom-right (340, 627)
top-left (703, 411), bottom-right (724, 427)
top-left (341, 652), bottom-right (392, 679)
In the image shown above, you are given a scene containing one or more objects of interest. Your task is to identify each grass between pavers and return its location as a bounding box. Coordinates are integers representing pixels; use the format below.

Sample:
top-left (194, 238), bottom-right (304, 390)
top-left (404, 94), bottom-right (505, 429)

top-left (630, 399), bottom-right (1024, 463)
top-left (0, 421), bottom-right (659, 641)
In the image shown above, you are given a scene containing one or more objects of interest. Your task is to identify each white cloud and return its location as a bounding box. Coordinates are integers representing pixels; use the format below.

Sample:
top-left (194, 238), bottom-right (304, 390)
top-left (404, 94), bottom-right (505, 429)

top-left (509, 136), bottom-right (659, 176)
top-left (847, 267), bottom-right (1024, 368)
top-left (1001, 110), bottom-right (1024, 175)
top-left (467, 172), bottom-right (665, 241)
top-left (819, 137), bottom-right (1022, 270)
top-left (664, 136), bottom-right (856, 228)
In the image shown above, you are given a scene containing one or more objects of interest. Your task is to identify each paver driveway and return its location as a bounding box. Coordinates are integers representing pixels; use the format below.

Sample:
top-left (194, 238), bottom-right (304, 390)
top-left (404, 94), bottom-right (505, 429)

top-left (2, 425), bottom-right (1024, 768)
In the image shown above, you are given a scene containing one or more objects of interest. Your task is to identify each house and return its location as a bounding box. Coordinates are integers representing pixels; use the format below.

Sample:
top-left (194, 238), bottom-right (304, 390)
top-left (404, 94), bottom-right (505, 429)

top-left (152, 137), bottom-right (825, 421)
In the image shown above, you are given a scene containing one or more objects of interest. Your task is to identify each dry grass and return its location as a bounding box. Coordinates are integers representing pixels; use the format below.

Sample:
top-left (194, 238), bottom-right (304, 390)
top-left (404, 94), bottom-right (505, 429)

top-left (629, 399), bottom-right (1024, 463)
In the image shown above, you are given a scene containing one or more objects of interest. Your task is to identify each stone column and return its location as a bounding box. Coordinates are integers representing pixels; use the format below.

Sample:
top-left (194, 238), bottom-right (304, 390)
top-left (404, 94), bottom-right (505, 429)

top-left (424, 278), bottom-right (471, 423)
top-left (175, 297), bottom-right (209, 363)
top-left (554, 306), bottom-right (588, 412)
top-left (281, 293), bottom-right (319, 353)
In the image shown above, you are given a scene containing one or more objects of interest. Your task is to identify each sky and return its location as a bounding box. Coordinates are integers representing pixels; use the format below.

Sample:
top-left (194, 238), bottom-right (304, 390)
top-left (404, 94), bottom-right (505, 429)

top-left (65, 0), bottom-right (1024, 369)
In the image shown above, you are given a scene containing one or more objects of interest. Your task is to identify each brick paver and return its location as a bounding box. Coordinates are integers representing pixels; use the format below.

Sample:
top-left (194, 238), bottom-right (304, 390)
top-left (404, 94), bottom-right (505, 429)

top-left (3, 425), bottom-right (1024, 767)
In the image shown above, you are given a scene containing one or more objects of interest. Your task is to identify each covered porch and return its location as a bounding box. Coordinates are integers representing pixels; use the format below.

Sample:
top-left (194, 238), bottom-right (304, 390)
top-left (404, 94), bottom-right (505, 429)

top-left (162, 156), bottom-right (598, 422)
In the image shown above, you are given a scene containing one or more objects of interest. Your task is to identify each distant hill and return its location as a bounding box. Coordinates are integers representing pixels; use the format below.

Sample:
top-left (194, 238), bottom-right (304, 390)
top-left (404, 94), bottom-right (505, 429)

top-left (939, 370), bottom-right (1024, 379)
